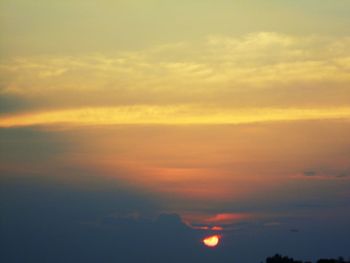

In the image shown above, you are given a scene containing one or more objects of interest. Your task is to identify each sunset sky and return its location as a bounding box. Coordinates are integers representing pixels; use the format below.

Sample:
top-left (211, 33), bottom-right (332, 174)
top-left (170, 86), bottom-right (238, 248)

top-left (1, 1), bottom-right (350, 262)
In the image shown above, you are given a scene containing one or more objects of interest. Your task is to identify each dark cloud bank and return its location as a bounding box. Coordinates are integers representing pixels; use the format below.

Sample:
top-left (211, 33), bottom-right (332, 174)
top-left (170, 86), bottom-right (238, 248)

top-left (1, 175), bottom-right (350, 263)
top-left (0, 176), bottom-right (220, 263)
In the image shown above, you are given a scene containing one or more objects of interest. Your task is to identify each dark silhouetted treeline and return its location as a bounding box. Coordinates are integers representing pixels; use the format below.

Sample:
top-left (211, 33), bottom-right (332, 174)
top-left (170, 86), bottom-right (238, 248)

top-left (265, 254), bottom-right (350, 263)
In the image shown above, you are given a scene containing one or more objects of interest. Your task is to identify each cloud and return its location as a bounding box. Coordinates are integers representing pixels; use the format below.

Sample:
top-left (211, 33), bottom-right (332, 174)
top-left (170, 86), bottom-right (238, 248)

top-left (298, 169), bottom-right (350, 180)
top-left (1, 105), bottom-right (350, 127)
top-left (0, 32), bottom-right (349, 118)
top-left (183, 212), bottom-right (252, 226)
top-left (0, 176), bottom-right (231, 263)
top-left (303, 170), bottom-right (317, 177)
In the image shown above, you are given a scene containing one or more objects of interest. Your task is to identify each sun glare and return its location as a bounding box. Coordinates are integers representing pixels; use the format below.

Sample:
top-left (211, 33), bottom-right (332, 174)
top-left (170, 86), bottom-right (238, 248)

top-left (203, 235), bottom-right (220, 248)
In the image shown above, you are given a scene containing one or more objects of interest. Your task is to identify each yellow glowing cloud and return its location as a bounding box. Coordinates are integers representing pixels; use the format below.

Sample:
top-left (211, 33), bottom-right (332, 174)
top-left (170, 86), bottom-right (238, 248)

top-left (1, 106), bottom-right (350, 127)
top-left (1, 33), bottom-right (350, 111)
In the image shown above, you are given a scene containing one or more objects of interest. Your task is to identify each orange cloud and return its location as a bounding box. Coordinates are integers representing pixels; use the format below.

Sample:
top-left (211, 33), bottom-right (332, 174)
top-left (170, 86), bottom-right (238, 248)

top-left (182, 212), bottom-right (252, 226)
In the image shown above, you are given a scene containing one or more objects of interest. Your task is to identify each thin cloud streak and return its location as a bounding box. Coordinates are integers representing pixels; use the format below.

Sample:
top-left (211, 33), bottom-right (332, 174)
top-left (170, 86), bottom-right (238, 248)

top-left (1, 106), bottom-right (350, 127)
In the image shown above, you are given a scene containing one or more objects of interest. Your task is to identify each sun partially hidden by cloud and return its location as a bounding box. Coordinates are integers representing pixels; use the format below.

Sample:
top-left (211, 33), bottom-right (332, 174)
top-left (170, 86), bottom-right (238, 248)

top-left (203, 235), bottom-right (221, 248)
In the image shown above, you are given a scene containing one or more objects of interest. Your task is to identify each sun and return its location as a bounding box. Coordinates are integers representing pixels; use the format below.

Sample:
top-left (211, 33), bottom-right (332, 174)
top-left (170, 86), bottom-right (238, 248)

top-left (202, 235), bottom-right (220, 248)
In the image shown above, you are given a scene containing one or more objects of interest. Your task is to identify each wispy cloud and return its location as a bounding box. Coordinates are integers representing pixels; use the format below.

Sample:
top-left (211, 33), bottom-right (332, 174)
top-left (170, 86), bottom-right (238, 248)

top-left (1, 33), bottom-right (350, 119)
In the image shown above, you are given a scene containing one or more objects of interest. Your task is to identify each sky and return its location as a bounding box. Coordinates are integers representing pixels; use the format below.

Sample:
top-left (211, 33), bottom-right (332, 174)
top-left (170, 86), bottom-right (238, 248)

top-left (1, 1), bottom-right (350, 262)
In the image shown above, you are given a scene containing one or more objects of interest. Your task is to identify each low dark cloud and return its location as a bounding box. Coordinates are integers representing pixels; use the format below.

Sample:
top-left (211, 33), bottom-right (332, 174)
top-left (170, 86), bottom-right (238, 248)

top-left (304, 170), bottom-right (317, 177)
top-left (302, 169), bottom-right (350, 179)
top-left (0, 176), bottom-right (225, 263)
top-left (336, 172), bottom-right (350, 178)
top-left (1, 175), bottom-right (350, 263)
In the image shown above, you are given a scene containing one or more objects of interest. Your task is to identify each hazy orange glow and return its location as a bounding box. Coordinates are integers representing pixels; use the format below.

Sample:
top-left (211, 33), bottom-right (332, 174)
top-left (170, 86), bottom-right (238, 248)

top-left (8, 120), bottom-right (348, 229)
top-left (203, 235), bottom-right (220, 248)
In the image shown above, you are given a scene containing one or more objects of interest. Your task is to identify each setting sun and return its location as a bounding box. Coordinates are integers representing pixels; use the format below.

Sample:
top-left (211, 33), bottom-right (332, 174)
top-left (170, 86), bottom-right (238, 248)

top-left (203, 235), bottom-right (220, 248)
top-left (1, 0), bottom-right (350, 262)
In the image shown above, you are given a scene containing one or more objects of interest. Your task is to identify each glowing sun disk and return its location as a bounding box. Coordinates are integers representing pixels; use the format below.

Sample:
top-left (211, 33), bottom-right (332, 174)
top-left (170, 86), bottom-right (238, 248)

top-left (203, 235), bottom-right (220, 247)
